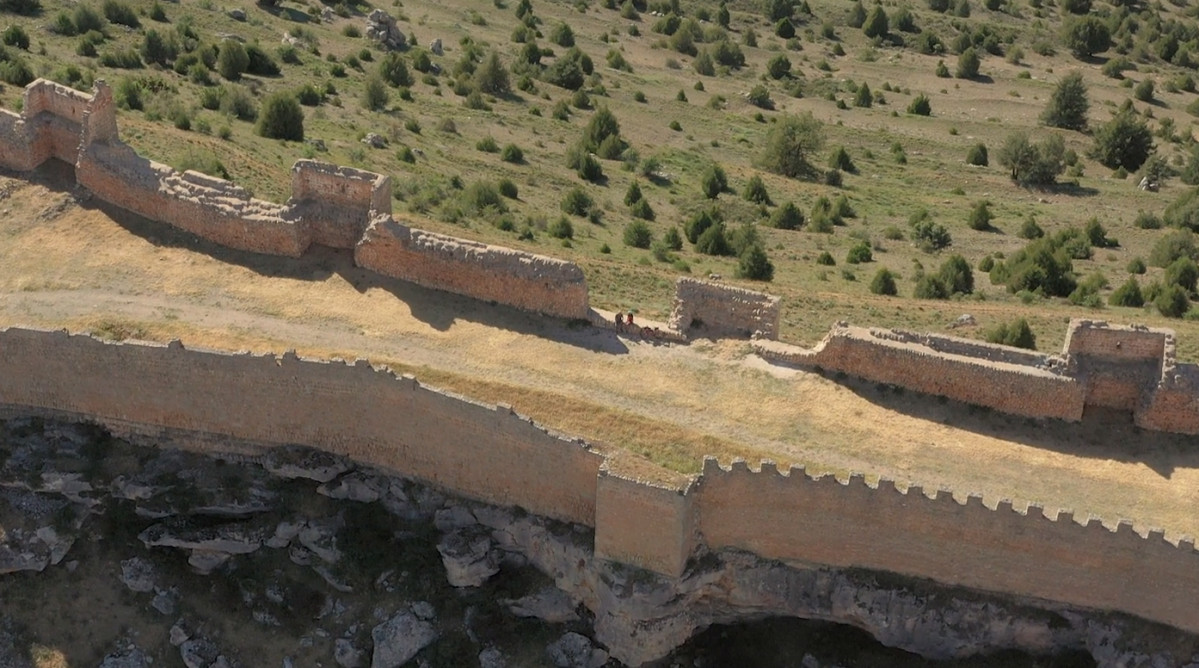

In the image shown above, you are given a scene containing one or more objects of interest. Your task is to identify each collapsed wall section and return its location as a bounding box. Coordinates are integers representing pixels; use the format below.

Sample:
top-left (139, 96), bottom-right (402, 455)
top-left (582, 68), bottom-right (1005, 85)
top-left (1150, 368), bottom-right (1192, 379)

top-left (669, 278), bottom-right (780, 340)
top-left (76, 142), bottom-right (308, 257)
top-left (0, 327), bottom-right (602, 525)
top-left (771, 325), bottom-right (1086, 421)
top-left (694, 458), bottom-right (1199, 636)
top-left (355, 218), bottom-right (590, 319)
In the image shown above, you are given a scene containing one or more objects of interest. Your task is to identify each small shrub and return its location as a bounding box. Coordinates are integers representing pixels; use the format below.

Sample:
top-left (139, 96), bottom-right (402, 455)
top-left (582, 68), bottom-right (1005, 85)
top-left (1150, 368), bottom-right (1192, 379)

top-left (967, 200), bottom-right (993, 231)
top-left (1018, 215), bottom-right (1044, 239)
top-left (624, 220), bottom-right (653, 248)
top-left (816, 251), bottom-right (836, 266)
top-left (548, 216), bottom-right (574, 239)
top-left (736, 245), bottom-right (774, 281)
top-left (984, 318), bottom-right (1036, 349)
top-left (476, 135), bottom-right (500, 153)
top-left (497, 178), bottom-right (519, 199)
top-left (966, 143), bottom-right (988, 166)
top-left (1128, 257), bottom-right (1146, 274)
top-left (1155, 284), bottom-right (1190, 318)
top-left (771, 202), bottom-right (803, 230)
top-left (103, 0), bottom-right (138, 28)
top-left (500, 144), bottom-right (524, 163)
top-left (907, 93), bottom-right (932, 116)
top-left (870, 268), bottom-right (898, 295)
top-left (846, 241), bottom-right (873, 264)
top-left (1109, 277), bottom-right (1144, 307)
top-left (256, 92), bottom-right (304, 141)
top-left (828, 146), bottom-right (856, 173)
top-left (561, 187), bottom-right (594, 216)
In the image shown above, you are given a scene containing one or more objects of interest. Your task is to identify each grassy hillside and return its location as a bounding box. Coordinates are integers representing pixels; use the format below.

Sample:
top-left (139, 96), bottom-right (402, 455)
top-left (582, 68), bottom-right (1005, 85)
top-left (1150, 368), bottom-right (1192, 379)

top-left (5, 0), bottom-right (1199, 355)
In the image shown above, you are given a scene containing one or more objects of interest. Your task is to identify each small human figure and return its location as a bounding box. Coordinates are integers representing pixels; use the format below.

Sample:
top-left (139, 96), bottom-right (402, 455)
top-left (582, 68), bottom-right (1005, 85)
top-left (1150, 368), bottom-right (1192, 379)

top-left (627, 312), bottom-right (635, 328)
top-left (615, 312), bottom-right (624, 329)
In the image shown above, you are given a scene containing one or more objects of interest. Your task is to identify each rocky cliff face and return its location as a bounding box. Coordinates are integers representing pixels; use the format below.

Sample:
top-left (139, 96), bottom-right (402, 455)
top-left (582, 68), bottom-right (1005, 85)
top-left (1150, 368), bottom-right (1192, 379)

top-left (0, 416), bottom-right (1194, 667)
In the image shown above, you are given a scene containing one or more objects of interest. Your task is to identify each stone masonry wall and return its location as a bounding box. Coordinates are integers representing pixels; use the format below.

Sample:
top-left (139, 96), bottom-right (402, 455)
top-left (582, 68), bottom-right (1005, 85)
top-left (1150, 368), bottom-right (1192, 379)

top-left (5, 327), bottom-right (1199, 637)
top-left (0, 108), bottom-right (34, 172)
top-left (288, 160), bottom-right (392, 250)
top-left (355, 218), bottom-right (590, 319)
top-left (0, 79), bottom-right (591, 321)
top-left (776, 325), bottom-right (1087, 421)
top-left (594, 467), bottom-right (697, 576)
top-left (0, 327), bottom-right (602, 525)
top-left (693, 458), bottom-right (1199, 636)
top-left (669, 278), bottom-right (780, 340)
top-left (76, 142), bottom-right (308, 257)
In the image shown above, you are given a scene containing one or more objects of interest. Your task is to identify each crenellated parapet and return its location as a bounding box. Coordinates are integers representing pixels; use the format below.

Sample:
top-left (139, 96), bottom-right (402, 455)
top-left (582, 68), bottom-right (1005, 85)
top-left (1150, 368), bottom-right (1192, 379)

top-left (690, 456), bottom-right (1199, 636)
top-left (2, 325), bottom-right (1199, 637)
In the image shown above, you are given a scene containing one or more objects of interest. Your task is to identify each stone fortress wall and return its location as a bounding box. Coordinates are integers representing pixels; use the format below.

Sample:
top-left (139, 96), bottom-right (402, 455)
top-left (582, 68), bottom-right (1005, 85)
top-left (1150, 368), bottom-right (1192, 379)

top-left (669, 277), bottom-right (781, 340)
top-left (755, 319), bottom-right (1199, 433)
top-left (0, 79), bottom-right (787, 332)
top-left (4, 326), bottom-right (1199, 638)
top-left (9, 80), bottom-right (1199, 639)
top-left (0, 80), bottom-right (590, 319)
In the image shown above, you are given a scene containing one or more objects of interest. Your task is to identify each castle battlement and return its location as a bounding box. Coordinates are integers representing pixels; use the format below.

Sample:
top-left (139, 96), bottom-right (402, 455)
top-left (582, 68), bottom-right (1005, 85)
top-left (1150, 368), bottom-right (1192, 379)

top-left (3, 326), bottom-right (1199, 637)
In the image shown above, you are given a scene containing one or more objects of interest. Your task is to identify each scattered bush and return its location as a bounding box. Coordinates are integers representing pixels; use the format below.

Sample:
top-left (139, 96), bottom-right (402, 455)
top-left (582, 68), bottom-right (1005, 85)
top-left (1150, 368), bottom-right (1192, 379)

top-left (561, 187), bottom-right (594, 216)
top-left (500, 144), bottom-right (524, 163)
top-left (907, 93), bottom-right (932, 116)
top-left (758, 112), bottom-right (825, 180)
top-left (1155, 284), bottom-right (1190, 318)
top-left (217, 40), bottom-right (249, 81)
top-left (736, 244), bottom-right (774, 281)
top-left (1041, 71), bottom-right (1089, 131)
top-left (256, 92), bottom-right (304, 141)
top-left (1091, 108), bottom-right (1153, 172)
top-left (997, 132), bottom-right (1066, 186)
top-left (623, 219), bottom-right (653, 248)
top-left (548, 216), bottom-right (574, 239)
top-left (984, 318), bottom-right (1036, 349)
top-left (1109, 277), bottom-right (1144, 307)
top-left (742, 175), bottom-right (772, 205)
top-left (102, 0), bottom-right (138, 28)
top-left (700, 164), bottom-right (728, 199)
top-left (846, 241), bottom-right (873, 264)
top-left (870, 268), bottom-right (898, 295)
top-left (967, 200), bottom-right (993, 231)
top-left (966, 143), bottom-right (988, 166)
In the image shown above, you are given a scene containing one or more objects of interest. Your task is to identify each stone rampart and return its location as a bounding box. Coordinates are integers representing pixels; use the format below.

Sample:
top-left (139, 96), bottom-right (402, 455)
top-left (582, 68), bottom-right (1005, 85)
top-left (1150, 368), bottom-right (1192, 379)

top-left (669, 278), bottom-right (780, 339)
top-left (692, 458), bottom-right (1199, 636)
top-left (756, 320), bottom-right (1199, 432)
top-left (355, 218), bottom-right (590, 319)
top-left (764, 324), bottom-right (1087, 421)
top-left (77, 141), bottom-right (309, 256)
top-left (288, 160), bottom-right (392, 250)
top-left (0, 327), bottom-right (602, 525)
top-left (594, 466), bottom-right (697, 575)
top-left (0, 79), bottom-right (592, 321)
top-left (5, 327), bottom-right (1199, 636)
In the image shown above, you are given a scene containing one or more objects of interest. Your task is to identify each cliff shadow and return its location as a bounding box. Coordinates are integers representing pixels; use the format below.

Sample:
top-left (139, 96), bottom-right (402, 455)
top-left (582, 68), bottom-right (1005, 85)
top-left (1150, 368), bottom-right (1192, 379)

top-left (50, 179), bottom-right (630, 354)
top-left (809, 369), bottom-right (1199, 477)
